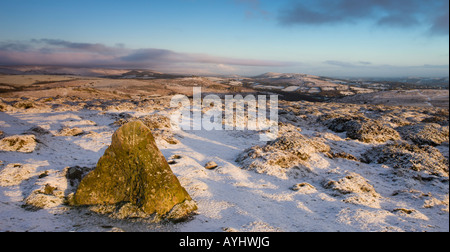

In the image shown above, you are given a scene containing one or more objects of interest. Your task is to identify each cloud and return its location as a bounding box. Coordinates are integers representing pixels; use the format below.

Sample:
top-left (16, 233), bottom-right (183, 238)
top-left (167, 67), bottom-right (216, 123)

top-left (377, 15), bottom-right (419, 28)
top-left (0, 39), bottom-right (297, 74)
top-left (277, 0), bottom-right (449, 35)
top-left (324, 60), bottom-right (450, 70)
top-left (30, 39), bottom-right (128, 55)
top-left (183, 53), bottom-right (295, 67)
top-left (0, 41), bottom-right (32, 52)
top-left (358, 61), bottom-right (372, 65)
top-left (234, 0), bottom-right (270, 19)
top-left (422, 64), bottom-right (449, 69)
top-left (324, 60), bottom-right (374, 68)
top-left (319, 60), bottom-right (449, 77)
top-left (120, 49), bottom-right (296, 69)
top-left (429, 10), bottom-right (449, 35)
top-left (324, 60), bottom-right (359, 68)
top-left (120, 48), bottom-right (177, 62)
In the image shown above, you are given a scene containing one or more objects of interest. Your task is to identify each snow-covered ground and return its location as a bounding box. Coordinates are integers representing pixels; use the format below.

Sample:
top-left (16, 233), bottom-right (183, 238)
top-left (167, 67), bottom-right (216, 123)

top-left (0, 101), bottom-right (448, 232)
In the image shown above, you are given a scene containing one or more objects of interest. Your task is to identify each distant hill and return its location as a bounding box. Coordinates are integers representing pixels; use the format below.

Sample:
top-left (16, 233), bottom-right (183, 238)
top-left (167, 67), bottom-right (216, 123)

top-left (252, 72), bottom-right (311, 86)
top-left (0, 68), bottom-right (24, 75)
top-left (345, 76), bottom-right (449, 89)
top-left (253, 72), bottom-right (307, 79)
top-left (251, 72), bottom-right (341, 87)
top-left (118, 70), bottom-right (185, 79)
top-left (0, 66), bottom-right (188, 79)
top-left (0, 66), bottom-right (130, 77)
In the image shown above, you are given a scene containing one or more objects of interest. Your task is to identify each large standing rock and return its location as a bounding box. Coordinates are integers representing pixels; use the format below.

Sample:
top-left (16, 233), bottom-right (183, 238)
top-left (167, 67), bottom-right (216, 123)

top-left (72, 121), bottom-right (196, 221)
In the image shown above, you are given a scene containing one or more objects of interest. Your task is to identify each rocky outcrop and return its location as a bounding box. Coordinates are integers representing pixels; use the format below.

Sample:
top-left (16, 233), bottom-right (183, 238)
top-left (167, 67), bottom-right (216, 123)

top-left (324, 172), bottom-right (381, 207)
top-left (236, 130), bottom-right (330, 178)
top-left (0, 135), bottom-right (37, 153)
top-left (72, 121), bottom-right (196, 221)
top-left (324, 116), bottom-right (400, 143)
top-left (397, 123), bottom-right (449, 146)
top-left (23, 184), bottom-right (65, 211)
top-left (0, 163), bottom-right (37, 187)
top-left (363, 141), bottom-right (449, 178)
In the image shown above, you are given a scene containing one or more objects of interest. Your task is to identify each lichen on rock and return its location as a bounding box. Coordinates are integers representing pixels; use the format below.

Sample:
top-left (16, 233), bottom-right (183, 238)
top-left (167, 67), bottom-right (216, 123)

top-left (72, 120), bottom-right (196, 221)
top-left (113, 114), bottom-right (179, 145)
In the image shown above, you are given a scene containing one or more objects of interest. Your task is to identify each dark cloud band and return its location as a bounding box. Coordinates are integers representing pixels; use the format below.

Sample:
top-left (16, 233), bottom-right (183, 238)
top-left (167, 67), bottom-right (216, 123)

top-left (277, 0), bottom-right (448, 35)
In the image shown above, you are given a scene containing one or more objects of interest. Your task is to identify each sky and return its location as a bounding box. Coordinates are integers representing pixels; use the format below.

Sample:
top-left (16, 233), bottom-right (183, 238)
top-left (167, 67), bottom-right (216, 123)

top-left (0, 0), bottom-right (448, 77)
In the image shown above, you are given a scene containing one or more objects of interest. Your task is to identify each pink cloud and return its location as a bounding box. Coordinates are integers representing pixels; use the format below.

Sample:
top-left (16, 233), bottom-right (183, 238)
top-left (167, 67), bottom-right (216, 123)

top-left (0, 39), bottom-right (298, 74)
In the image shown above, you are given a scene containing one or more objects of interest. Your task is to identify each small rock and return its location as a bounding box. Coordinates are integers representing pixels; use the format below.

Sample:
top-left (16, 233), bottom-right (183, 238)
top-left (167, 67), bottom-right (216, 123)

top-left (392, 208), bottom-right (415, 215)
top-left (38, 170), bottom-right (49, 179)
top-left (167, 160), bottom-right (177, 165)
top-left (170, 155), bottom-right (182, 160)
top-left (43, 184), bottom-right (57, 195)
top-left (291, 182), bottom-right (315, 191)
top-left (65, 166), bottom-right (93, 187)
top-left (56, 127), bottom-right (84, 137)
top-left (222, 227), bottom-right (239, 232)
top-left (205, 161), bottom-right (218, 170)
